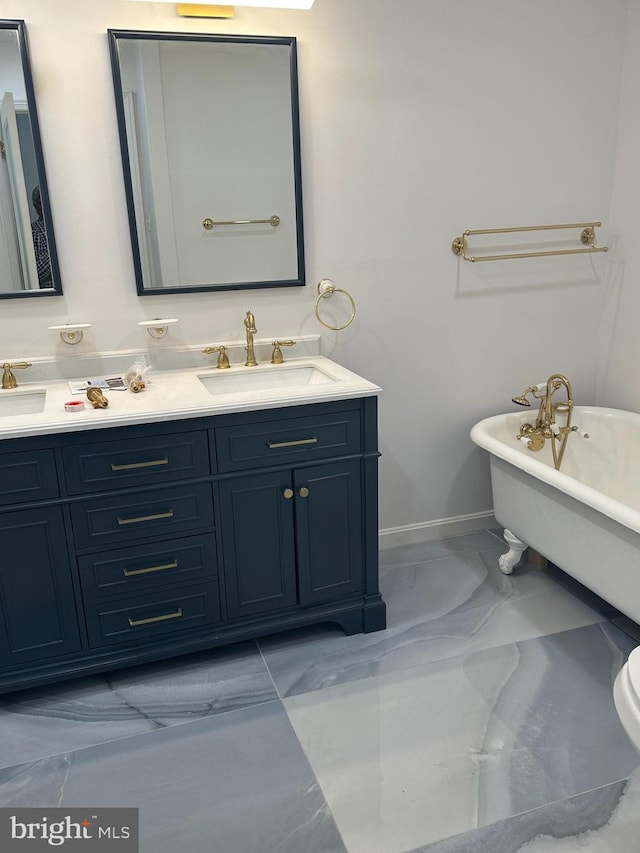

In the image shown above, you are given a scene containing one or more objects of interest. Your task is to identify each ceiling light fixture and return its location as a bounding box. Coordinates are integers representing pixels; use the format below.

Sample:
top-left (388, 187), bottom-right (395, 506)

top-left (177, 4), bottom-right (235, 16)
top-left (128, 0), bottom-right (315, 14)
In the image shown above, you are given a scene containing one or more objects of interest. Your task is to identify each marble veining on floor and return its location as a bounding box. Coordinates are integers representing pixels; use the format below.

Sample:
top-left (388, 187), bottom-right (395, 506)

top-left (0, 641), bottom-right (277, 769)
top-left (0, 529), bottom-right (638, 852)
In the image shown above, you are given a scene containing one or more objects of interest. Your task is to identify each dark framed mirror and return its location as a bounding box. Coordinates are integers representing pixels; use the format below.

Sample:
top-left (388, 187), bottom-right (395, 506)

top-left (108, 30), bottom-right (305, 296)
top-left (0, 20), bottom-right (62, 298)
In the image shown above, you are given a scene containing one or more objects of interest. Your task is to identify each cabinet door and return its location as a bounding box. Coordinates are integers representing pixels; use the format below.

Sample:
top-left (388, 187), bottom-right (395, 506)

top-left (0, 507), bottom-right (81, 666)
top-left (295, 460), bottom-right (363, 606)
top-left (219, 471), bottom-right (297, 619)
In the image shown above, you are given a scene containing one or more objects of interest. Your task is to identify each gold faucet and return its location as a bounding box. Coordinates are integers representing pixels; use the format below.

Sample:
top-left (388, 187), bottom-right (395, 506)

top-left (2, 362), bottom-right (32, 389)
top-left (512, 373), bottom-right (585, 470)
top-left (244, 310), bottom-right (258, 367)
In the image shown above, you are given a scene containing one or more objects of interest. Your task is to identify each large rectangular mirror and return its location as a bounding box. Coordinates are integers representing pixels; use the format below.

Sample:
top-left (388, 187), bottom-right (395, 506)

top-left (0, 20), bottom-right (61, 298)
top-left (108, 30), bottom-right (305, 295)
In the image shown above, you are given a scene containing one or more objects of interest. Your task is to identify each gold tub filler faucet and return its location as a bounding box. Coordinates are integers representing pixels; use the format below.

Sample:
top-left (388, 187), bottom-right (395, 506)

top-left (511, 373), bottom-right (589, 470)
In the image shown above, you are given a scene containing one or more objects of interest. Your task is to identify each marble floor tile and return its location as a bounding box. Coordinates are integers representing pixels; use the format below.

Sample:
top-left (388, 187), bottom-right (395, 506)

top-left (260, 543), bottom-right (604, 699)
top-left (379, 530), bottom-right (504, 572)
top-left (284, 622), bottom-right (639, 853)
top-left (0, 641), bottom-right (276, 769)
top-left (0, 700), bottom-right (346, 853)
top-left (546, 563), bottom-right (640, 643)
top-left (411, 771), bottom-right (640, 852)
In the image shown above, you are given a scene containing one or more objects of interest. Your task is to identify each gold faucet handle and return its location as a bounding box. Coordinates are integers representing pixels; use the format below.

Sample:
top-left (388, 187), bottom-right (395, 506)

top-left (203, 345), bottom-right (230, 369)
top-left (271, 340), bottom-right (296, 365)
top-left (2, 361), bottom-right (31, 389)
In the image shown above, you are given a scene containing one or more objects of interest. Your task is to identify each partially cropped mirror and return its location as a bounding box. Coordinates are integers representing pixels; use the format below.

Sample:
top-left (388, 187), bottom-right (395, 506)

top-left (0, 20), bottom-right (61, 297)
top-left (108, 30), bottom-right (305, 295)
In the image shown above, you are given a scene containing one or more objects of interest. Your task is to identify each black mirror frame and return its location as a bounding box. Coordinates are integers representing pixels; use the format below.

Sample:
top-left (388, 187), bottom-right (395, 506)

top-left (108, 29), bottom-right (306, 296)
top-left (0, 19), bottom-right (62, 299)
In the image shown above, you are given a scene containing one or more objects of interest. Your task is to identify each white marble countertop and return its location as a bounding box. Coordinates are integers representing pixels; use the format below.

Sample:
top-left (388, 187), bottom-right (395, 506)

top-left (0, 356), bottom-right (381, 441)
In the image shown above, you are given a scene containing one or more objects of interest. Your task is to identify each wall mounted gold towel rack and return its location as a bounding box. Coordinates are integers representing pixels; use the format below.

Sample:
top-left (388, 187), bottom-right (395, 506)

top-left (451, 221), bottom-right (608, 263)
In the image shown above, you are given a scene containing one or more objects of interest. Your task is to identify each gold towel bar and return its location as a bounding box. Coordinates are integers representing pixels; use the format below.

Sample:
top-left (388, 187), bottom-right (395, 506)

top-left (452, 222), bottom-right (609, 262)
top-left (203, 215), bottom-right (280, 230)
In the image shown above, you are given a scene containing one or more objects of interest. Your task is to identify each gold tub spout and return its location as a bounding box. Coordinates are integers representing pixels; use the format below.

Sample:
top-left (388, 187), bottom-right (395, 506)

top-left (544, 373), bottom-right (574, 470)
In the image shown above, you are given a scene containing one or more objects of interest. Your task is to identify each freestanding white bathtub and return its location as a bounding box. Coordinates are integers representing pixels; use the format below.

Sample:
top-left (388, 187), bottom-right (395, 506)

top-left (471, 406), bottom-right (640, 625)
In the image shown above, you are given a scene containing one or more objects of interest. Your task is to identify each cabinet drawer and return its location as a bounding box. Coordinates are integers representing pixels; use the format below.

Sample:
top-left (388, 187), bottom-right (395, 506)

top-left (70, 484), bottom-right (214, 549)
top-left (84, 583), bottom-right (221, 648)
top-left (0, 449), bottom-right (58, 506)
top-left (78, 533), bottom-right (217, 600)
top-left (62, 431), bottom-right (209, 495)
top-left (216, 410), bottom-right (361, 473)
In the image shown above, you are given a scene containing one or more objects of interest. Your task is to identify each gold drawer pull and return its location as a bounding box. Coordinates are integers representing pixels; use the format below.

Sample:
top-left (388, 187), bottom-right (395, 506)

top-left (123, 560), bottom-right (178, 577)
top-left (267, 437), bottom-right (318, 450)
top-left (110, 457), bottom-right (169, 471)
top-left (117, 510), bottom-right (174, 525)
top-left (128, 608), bottom-right (183, 627)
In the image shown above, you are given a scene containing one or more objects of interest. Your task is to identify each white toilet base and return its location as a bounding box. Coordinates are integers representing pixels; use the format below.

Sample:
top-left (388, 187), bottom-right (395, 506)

top-left (614, 663), bottom-right (640, 752)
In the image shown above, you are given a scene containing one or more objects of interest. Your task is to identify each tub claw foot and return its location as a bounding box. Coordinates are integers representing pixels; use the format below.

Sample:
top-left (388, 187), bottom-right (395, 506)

top-left (499, 529), bottom-right (528, 575)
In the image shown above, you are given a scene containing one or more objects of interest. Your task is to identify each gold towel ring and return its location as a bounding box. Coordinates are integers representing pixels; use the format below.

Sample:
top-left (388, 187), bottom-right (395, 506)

top-left (314, 279), bottom-right (356, 330)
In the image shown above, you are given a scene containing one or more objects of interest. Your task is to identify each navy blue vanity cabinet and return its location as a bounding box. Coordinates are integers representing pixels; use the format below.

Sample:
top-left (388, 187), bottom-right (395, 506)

top-left (0, 450), bottom-right (81, 668)
top-left (218, 470), bottom-right (298, 618)
top-left (0, 448), bottom-right (59, 506)
top-left (0, 508), bottom-right (81, 666)
top-left (215, 399), bottom-right (384, 634)
top-left (61, 431), bottom-right (210, 494)
top-left (65, 429), bottom-right (221, 651)
top-left (294, 459), bottom-right (363, 606)
top-left (219, 460), bottom-right (363, 618)
top-left (0, 395), bottom-right (384, 693)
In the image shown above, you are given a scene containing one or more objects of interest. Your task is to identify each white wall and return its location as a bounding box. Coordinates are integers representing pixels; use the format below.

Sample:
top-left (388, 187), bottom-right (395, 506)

top-left (0, 31), bottom-right (25, 97)
top-left (0, 0), bottom-right (629, 542)
top-left (599, 0), bottom-right (640, 411)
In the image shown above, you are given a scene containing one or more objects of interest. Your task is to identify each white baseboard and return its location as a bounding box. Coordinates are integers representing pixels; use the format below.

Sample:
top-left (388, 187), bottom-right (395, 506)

top-left (379, 511), bottom-right (495, 550)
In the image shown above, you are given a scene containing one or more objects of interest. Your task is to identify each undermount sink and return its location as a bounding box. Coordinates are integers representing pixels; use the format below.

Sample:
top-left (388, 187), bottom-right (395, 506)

top-left (198, 364), bottom-right (338, 396)
top-left (0, 389), bottom-right (46, 415)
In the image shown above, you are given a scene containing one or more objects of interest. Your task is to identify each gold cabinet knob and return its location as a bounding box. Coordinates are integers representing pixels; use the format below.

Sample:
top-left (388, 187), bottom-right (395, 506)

top-left (299, 486), bottom-right (310, 498)
top-left (283, 488), bottom-right (294, 500)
